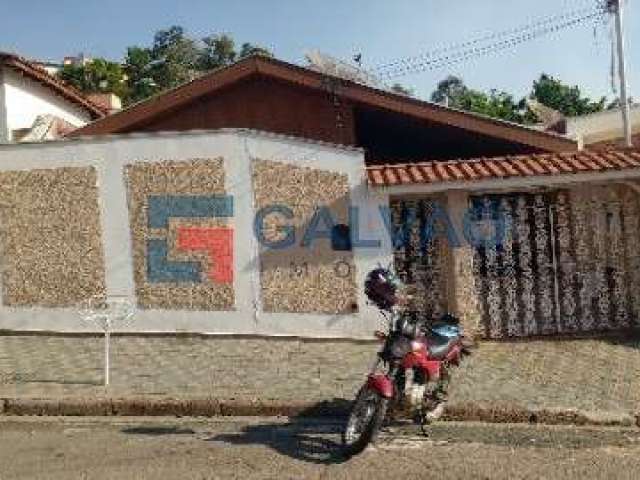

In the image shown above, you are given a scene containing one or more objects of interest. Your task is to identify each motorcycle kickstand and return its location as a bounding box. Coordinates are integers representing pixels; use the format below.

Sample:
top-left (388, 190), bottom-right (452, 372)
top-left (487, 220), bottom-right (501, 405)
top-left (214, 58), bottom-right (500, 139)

top-left (418, 413), bottom-right (431, 437)
top-left (410, 408), bottom-right (430, 437)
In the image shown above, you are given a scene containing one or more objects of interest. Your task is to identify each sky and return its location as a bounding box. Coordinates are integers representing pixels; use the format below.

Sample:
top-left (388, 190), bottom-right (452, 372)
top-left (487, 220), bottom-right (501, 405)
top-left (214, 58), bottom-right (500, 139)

top-left (1, 0), bottom-right (638, 102)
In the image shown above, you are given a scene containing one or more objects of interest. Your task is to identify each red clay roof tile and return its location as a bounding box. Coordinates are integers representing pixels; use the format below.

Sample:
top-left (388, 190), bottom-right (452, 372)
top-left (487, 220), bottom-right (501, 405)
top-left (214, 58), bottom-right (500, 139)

top-left (408, 165), bottom-right (425, 183)
top-left (366, 149), bottom-right (640, 187)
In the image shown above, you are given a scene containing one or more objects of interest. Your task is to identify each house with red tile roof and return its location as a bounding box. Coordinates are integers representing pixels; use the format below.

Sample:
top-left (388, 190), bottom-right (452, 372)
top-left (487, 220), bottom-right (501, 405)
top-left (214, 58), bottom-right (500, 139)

top-left (2, 54), bottom-right (639, 340)
top-left (0, 52), bottom-right (107, 142)
top-left (65, 55), bottom-right (640, 339)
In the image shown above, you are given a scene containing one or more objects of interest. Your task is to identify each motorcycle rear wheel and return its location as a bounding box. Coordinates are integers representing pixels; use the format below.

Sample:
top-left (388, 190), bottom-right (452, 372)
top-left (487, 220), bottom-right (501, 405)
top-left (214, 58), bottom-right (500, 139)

top-left (342, 386), bottom-right (389, 457)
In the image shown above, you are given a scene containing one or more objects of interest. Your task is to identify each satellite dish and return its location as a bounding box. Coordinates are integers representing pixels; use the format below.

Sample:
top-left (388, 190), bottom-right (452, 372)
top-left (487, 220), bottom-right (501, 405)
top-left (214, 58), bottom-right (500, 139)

top-left (305, 50), bottom-right (385, 90)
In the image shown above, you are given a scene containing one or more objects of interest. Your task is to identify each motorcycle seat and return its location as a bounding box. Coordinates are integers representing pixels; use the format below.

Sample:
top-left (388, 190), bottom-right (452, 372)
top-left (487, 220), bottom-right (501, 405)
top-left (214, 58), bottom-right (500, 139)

top-left (426, 334), bottom-right (458, 360)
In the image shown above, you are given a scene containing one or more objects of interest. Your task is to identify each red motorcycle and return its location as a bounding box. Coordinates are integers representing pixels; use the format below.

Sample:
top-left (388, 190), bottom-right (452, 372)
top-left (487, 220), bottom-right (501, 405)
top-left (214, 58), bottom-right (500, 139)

top-left (342, 268), bottom-right (471, 457)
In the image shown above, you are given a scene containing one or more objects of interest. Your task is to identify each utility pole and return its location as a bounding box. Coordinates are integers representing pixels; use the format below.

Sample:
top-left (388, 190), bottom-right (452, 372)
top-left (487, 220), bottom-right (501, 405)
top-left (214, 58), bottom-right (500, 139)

top-left (607, 0), bottom-right (633, 147)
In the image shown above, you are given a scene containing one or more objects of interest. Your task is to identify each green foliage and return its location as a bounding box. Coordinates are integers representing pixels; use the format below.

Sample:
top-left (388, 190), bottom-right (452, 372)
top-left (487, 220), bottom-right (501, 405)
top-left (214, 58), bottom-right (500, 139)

top-left (430, 73), bottom-right (608, 124)
top-left (199, 34), bottom-right (237, 70)
top-left (196, 36), bottom-right (272, 73)
top-left (530, 74), bottom-right (606, 117)
top-left (431, 76), bottom-right (466, 105)
top-left (431, 75), bottom-right (526, 123)
top-left (58, 58), bottom-right (128, 99)
top-left (149, 26), bottom-right (200, 90)
top-left (239, 43), bottom-right (273, 59)
top-left (470, 90), bottom-right (525, 123)
top-left (57, 26), bottom-right (273, 106)
top-left (123, 47), bottom-right (158, 104)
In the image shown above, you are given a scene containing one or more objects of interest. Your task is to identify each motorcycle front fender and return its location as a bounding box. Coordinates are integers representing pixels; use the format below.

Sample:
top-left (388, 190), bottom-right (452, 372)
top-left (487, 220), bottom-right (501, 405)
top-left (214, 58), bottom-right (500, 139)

top-left (366, 374), bottom-right (395, 399)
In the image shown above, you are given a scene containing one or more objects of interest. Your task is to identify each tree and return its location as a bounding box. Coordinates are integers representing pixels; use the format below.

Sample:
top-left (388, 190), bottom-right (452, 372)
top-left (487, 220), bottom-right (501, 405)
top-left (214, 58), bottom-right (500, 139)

top-left (430, 74), bottom-right (611, 124)
top-left (390, 83), bottom-right (414, 97)
top-left (475, 90), bottom-right (525, 123)
top-left (59, 26), bottom-right (273, 105)
top-left (197, 36), bottom-right (272, 71)
top-left (123, 46), bottom-right (158, 104)
top-left (199, 34), bottom-right (237, 70)
top-left (430, 75), bottom-right (526, 123)
top-left (431, 75), bottom-right (467, 105)
top-left (239, 42), bottom-right (273, 59)
top-left (58, 58), bottom-right (128, 99)
top-left (529, 74), bottom-right (606, 117)
top-left (149, 26), bottom-right (200, 90)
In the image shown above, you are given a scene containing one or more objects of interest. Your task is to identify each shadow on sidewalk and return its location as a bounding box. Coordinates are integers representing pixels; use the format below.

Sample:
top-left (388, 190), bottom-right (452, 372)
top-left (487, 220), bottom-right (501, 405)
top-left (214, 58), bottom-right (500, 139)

top-left (205, 400), bottom-right (352, 465)
top-left (602, 330), bottom-right (640, 350)
top-left (122, 426), bottom-right (196, 435)
top-left (207, 418), bottom-right (349, 465)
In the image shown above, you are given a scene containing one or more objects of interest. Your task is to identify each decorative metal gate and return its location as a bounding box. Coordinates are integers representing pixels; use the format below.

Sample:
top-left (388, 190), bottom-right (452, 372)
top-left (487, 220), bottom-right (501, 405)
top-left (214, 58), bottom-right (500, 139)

top-left (472, 185), bottom-right (640, 339)
top-left (390, 197), bottom-right (449, 318)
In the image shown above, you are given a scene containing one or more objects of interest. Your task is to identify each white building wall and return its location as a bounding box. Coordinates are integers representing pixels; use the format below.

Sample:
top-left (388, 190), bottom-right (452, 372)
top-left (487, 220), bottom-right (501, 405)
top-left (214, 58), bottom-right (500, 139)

top-left (566, 105), bottom-right (640, 145)
top-left (1, 67), bottom-right (91, 141)
top-left (0, 69), bottom-right (7, 142)
top-left (0, 129), bottom-right (393, 339)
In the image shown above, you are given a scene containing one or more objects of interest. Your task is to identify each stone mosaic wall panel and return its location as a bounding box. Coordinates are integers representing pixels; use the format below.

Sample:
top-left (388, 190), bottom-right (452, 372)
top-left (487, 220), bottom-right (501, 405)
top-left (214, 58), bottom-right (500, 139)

top-left (0, 167), bottom-right (106, 307)
top-left (252, 159), bottom-right (357, 314)
top-left (125, 159), bottom-right (234, 310)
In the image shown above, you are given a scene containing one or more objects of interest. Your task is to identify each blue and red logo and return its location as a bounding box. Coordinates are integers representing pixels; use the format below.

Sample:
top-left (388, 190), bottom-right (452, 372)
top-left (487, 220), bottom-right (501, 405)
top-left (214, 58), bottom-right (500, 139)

top-left (146, 195), bottom-right (234, 285)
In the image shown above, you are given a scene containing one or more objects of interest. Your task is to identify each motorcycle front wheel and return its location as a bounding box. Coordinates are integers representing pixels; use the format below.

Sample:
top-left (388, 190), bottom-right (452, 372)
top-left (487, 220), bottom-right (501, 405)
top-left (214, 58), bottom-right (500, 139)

top-left (342, 386), bottom-right (389, 457)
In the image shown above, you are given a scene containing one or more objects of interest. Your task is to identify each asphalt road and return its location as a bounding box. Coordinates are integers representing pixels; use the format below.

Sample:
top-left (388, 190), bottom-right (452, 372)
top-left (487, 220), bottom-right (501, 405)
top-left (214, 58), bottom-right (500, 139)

top-left (0, 416), bottom-right (639, 479)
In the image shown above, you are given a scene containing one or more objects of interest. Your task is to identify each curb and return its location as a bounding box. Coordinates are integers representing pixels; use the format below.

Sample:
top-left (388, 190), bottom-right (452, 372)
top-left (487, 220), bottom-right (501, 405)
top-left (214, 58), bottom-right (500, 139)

top-left (0, 398), bottom-right (348, 419)
top-left (0, 397), bottom-right (637, 428)
top-left (442, 403), bottom-right (638, 428)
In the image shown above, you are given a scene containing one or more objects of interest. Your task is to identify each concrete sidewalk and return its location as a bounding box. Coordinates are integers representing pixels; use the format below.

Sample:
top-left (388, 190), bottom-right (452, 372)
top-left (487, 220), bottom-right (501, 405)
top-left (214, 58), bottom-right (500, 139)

top-left (0, 333), bottom-right (638, 425)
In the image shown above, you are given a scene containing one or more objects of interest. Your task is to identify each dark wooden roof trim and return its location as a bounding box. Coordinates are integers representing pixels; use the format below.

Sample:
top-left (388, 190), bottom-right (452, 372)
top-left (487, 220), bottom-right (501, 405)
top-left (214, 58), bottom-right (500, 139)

top-left (69, 56), bottom-right (577, 153)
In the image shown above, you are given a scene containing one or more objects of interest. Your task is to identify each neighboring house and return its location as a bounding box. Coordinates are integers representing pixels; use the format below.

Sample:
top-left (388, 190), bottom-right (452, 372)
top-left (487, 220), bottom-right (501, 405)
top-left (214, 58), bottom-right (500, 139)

top-left (561, 104), bottom-right (640, 150)
top-left (0, 52), bottom-right (107, 143)
top-left (70, 55), bottom-right (577, 163)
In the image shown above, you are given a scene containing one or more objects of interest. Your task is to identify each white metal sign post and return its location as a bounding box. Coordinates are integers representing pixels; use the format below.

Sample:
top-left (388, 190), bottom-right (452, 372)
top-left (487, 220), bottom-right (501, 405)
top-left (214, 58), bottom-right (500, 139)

top-left (104, 320), bottom-right (111, 386)
top-left (78, 296), bottom-right (135, 387)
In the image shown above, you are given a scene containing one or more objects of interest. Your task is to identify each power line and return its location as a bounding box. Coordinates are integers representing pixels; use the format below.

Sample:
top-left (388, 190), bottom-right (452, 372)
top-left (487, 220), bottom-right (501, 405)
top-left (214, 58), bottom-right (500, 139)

top-left (375, 7), bottom-right (605, 79)
top-left (373, 5), bottom-right (598, 74)
top-left (378, 9), bottom-right (605, 78)
top-left (382, 11), bottom-right (603, 78)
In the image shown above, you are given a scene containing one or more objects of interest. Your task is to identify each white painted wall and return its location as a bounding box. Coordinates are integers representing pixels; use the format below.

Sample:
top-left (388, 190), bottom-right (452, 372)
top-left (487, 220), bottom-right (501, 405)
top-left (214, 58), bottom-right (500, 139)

top-left (0, 69), bottom-right (7, 142)
top-left (0, 129), bottom-right (393, 339)
top-left (566, 104), bottom-right (640, 145)
top-left (1, 67), bottom-right (91, 142)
